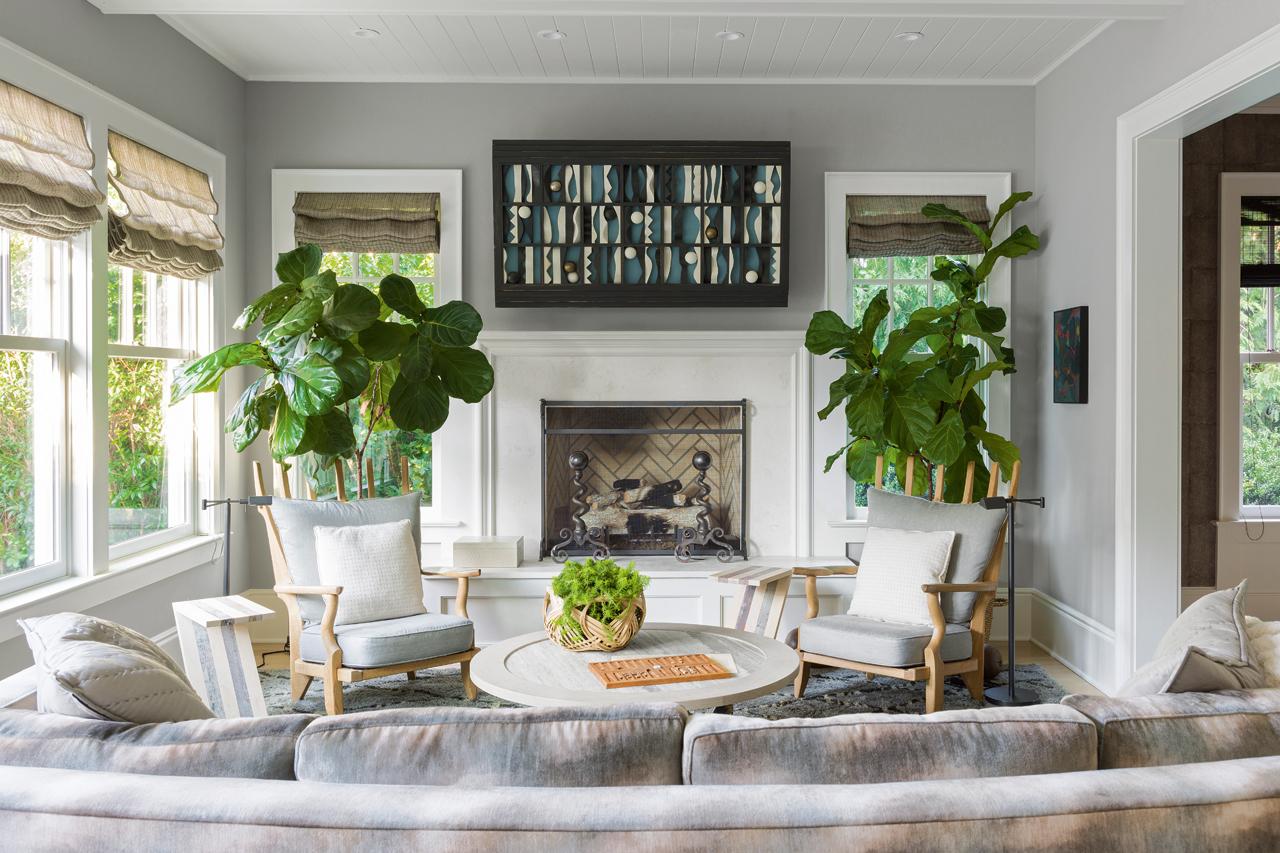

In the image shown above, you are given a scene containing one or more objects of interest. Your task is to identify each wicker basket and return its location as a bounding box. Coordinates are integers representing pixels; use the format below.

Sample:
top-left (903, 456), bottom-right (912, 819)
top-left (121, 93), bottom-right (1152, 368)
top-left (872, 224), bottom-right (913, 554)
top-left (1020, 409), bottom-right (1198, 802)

top-left (543, 590), bottom-right (646, 652)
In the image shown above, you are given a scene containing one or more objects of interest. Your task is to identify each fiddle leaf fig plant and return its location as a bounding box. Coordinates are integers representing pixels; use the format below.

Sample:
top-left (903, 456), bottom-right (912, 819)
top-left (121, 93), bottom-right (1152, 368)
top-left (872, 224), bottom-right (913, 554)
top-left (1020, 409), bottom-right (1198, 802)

top-left (172, 243), bottom-right (494, 490)
top-left (807, 191), bottom-right (1039, 502)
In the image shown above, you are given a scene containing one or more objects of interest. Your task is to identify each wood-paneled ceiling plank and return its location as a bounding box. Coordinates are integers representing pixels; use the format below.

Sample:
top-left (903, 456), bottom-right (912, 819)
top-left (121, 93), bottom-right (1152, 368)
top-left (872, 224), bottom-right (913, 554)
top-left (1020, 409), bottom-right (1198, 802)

top-left (582, 16), bottom-right (622, 77)
top-left (738, 16), bottom-right (786, 78)
top-left (406, 15), bottom-right (473, 76)
top-left (553, 16), bottom-right (598, 77)
top-left (641, 16), bottom-right (672, 78)
top-left (612, 17), bottom-right (645, 77)
top-left (841, 17), bottom-right (898, 78)
top-left (908, 16), bottom-right (983, 77)
top-left (524, 14), bottom-right (572, 77)
top-left (493, 15), bottom-right (549, 77)
top-left (462, 15), bottom-right (521, 77)
top-left (767, 17), bottom-right (818, 78)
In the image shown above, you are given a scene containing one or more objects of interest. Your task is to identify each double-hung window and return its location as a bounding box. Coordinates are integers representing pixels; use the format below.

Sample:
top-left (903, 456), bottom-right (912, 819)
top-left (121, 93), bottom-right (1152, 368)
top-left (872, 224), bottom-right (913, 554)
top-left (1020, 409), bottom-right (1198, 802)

top-left (0, 228), bottom-right (71, 593)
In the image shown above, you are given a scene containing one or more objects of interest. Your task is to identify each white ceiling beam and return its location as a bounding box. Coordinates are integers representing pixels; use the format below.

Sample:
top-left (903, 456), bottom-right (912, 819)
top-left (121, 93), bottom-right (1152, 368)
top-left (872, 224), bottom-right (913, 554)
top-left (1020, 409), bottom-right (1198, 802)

top-left (86, 1), bottom-right (1182, 21)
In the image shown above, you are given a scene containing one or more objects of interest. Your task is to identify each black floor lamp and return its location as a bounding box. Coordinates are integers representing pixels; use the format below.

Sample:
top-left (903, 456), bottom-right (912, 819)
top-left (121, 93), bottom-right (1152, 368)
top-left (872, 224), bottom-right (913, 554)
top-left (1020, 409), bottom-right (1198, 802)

top-left (980, 493), bottom-right (1045, 707)
top-left (202, 496), bottom-right (273, 596)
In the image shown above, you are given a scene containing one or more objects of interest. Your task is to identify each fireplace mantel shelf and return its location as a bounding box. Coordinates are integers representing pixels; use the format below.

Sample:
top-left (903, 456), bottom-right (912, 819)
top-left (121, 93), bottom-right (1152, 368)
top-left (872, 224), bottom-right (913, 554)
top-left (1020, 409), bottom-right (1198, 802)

top-left (425, 556), bottom-right (852, 581)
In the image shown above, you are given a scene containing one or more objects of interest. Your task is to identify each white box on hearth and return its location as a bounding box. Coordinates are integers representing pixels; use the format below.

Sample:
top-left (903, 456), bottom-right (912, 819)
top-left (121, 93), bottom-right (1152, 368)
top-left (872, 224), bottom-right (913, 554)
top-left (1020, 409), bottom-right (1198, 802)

top-left (452, 536), bottom-right (524, 568)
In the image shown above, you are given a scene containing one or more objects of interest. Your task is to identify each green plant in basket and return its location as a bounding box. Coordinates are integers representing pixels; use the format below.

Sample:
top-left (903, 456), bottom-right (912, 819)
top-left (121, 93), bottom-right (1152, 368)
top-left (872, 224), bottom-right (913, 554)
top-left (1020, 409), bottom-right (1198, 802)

top-left (550, 557), bottom-right (649, 644)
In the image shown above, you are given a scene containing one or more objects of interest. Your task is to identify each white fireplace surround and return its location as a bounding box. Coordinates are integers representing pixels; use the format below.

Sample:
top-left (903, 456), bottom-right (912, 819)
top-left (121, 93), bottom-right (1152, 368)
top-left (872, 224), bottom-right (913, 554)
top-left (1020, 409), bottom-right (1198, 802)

top-left (477, 330), bottom-right (813, 560)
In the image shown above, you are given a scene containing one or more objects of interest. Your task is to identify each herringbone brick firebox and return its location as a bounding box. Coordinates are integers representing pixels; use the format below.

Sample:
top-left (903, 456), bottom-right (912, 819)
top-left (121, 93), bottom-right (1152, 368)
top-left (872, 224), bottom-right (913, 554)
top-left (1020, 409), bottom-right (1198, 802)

top-left (540, 400), bottom-right (747, 559)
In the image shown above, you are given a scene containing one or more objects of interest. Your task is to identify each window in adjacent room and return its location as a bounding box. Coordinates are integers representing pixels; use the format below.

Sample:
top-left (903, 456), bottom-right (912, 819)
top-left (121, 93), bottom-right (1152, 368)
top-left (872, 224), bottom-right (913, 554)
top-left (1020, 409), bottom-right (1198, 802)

top-left (292, 191), bottom-right (440, 505)
top-left (1237, 195), bottom-right (1280, 511)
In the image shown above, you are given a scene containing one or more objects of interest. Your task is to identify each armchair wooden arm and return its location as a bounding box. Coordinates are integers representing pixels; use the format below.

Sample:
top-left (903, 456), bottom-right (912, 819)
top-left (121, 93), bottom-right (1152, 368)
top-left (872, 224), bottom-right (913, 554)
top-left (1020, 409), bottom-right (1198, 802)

top-left (272, 584), bottom-right (342, 681)
top-left (920, 581), bottom-right (997, 594)
top-left (795, 564), bottom-right (859, 620)
top-left (419, 569), bottom-right (481, 619)
top-left (273, 584), bottom-right (343, 597)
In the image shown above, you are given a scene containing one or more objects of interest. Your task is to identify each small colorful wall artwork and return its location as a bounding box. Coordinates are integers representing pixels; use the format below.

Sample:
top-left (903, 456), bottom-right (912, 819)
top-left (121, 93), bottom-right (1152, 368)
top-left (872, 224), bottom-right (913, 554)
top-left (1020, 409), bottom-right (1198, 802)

top-left (1053, 306), bottom-right (1088, 404)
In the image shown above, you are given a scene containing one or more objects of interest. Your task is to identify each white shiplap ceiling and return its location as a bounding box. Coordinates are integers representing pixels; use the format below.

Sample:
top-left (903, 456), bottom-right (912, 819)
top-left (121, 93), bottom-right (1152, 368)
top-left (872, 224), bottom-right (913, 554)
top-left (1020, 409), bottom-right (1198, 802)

top-left (86, 1), bottom-right (1183, 85)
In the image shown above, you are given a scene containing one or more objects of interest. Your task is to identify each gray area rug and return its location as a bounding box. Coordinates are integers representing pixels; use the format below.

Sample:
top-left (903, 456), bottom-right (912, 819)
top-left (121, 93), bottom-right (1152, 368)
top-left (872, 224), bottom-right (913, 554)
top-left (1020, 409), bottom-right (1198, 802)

top-left (262, 663), bottom-right (1065, 718)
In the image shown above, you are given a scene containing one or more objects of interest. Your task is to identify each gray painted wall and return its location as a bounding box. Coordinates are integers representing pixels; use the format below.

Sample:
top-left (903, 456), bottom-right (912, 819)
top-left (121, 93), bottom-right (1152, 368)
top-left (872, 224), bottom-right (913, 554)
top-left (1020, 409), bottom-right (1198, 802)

top-left (1030, 1), bottom-right (1280, 629)
top-left (241, 81), bottom-right (1037, 589)
top-left (0, 0), bottom-right (246, 675)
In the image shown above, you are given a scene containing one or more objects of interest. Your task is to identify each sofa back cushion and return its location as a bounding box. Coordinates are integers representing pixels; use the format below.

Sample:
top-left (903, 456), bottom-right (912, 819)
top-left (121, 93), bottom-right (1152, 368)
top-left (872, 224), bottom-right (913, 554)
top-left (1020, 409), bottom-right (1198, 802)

top-left (270, 494), bottom-right (421, 622)
top-left (682, 704), bottom-right (1097, 785)
top-left (295, 703), bottom-right (687, 786)
top-left (1063, 688), bottom-right (1280, 768)
top-left (866, 488), bottom-right (1004, 622)
top-left (0, 708), bottom-right (313, 779)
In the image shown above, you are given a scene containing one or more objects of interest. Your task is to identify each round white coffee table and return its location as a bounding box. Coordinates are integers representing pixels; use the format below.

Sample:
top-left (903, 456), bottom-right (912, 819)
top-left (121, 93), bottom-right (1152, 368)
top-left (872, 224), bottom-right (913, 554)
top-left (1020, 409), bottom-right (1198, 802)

top-left (470, 622), bottom-right (800, 710)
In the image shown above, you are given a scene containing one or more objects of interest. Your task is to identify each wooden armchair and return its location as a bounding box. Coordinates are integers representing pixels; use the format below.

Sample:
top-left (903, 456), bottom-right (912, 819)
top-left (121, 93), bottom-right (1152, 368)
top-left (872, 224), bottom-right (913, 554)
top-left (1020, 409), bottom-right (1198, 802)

top-left (254, 459), bottom-right (480, 715)
top-left (793, 456), bottom-right (1019, 714)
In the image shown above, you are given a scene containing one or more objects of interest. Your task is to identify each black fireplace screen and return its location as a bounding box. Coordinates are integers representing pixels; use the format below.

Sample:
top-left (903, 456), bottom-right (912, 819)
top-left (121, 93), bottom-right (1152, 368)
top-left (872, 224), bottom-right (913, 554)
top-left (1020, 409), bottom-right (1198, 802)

top-left (540, 400), bottom-right (747, 562)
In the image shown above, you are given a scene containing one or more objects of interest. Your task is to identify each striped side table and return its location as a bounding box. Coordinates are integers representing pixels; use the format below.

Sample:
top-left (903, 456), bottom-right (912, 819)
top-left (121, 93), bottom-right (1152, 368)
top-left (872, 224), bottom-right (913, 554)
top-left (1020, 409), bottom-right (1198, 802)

top-left (712, 564), bottom-right (794, 640)
top-left (172, 595), bottom-right (274, 718)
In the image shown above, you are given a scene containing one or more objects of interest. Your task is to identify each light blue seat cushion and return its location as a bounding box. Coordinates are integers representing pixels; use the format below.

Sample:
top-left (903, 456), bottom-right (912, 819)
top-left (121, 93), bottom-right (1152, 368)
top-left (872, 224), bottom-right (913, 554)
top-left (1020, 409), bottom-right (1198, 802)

top-left (867, 488), bottom-right (1005, 623)
top-left (300, 613), bottom-right (473, 669)
top-left (269, 494), bottom-right (421, 622)
top-left (798, 614), bottom-right (972, 668)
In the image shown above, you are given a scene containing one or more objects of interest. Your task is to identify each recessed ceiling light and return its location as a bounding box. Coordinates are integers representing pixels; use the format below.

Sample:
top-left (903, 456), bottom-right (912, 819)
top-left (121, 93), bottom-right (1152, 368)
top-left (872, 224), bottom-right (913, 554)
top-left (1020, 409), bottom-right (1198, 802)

top-left (894, 31), bottom-right (925, 43)
top-left (352, 27), bottom-right (381, 40)
top-left (537, 29), bottom-right (567, 41)
top-left (716, 30), bottom-right (745, 42)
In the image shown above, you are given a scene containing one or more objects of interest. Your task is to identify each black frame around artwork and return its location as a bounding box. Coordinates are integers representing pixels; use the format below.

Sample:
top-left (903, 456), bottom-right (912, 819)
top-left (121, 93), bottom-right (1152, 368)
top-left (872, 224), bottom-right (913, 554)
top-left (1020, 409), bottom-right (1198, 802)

top-left (493, 140), bottom-right (790, 308)
top-left (1053, 305), bottom-right (1089, 404)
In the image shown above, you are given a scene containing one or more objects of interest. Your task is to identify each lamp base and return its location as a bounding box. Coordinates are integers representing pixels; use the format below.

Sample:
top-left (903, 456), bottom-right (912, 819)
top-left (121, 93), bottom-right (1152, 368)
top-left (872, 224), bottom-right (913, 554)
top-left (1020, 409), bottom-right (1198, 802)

top-left (984, 684), bottom-right (1040, 706)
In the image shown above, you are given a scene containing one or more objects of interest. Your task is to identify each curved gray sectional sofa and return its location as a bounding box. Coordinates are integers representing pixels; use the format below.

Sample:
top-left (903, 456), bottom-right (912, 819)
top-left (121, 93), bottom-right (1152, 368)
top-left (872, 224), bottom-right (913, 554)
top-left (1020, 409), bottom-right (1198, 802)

top-left (1, 681), bottom-right (1279, 850)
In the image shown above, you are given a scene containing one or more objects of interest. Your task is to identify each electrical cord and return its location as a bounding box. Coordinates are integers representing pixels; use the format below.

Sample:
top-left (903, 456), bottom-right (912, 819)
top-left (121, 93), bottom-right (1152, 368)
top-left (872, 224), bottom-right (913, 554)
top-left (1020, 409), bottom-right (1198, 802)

top-left (256, 637), bottom-right (290, 670)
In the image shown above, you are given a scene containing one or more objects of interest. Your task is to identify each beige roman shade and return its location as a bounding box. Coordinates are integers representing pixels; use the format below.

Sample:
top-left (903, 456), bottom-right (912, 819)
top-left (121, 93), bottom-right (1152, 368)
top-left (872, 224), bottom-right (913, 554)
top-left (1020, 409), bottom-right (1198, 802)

top-left (0, 79), bottom-right (104, 240)
top-left (293, 192), bottom-right (440, 254)
top-left (846, 195), bottom-right (991, 258)
top-left (107, 131), bottom-right (223, 279)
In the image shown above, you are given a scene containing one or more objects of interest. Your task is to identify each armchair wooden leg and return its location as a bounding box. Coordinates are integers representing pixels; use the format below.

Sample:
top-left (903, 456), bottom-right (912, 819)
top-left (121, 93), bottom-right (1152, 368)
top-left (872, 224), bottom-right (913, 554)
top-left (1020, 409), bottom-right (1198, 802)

top-left (923, 647), bottom-right (944, 713)
top-left (793, 659), bottom-right (811, 698)
top-left (961, 668), bottom-right (984, 701)
top-left (460, 659), bottom-right (478, 701)
top-left (323, 677), bottom-right (344, 715)
top-left (406, 670), bottom-right (417, 681)
top-left (291, 671), bottom-right (313, 701)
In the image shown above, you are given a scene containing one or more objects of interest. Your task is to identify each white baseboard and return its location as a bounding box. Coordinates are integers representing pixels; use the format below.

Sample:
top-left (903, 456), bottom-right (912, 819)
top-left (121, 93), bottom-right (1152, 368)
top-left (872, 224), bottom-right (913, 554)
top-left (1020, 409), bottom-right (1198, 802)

top-left (241, 589), bottom-right (290, 645)
top-left (1028, 589), bottom-right (1116, 695)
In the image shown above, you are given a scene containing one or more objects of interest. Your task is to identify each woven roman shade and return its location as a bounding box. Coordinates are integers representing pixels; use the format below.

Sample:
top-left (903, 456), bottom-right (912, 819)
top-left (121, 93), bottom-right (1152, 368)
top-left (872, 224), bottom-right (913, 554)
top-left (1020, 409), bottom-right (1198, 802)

top-left (0, 79), bottom-right (104, 240)
top-left (107, 131), bottom-right (223, 279)
top-left (846, 195), bottom-right (990, 258)
top-left (293, 192), bottom-right (440, 254)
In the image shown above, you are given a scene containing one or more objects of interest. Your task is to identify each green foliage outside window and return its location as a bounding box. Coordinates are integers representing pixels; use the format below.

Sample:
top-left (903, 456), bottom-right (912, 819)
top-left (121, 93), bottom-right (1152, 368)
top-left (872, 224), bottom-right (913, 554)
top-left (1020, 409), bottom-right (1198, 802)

top-left (0, 351), bottom-right (34, 572)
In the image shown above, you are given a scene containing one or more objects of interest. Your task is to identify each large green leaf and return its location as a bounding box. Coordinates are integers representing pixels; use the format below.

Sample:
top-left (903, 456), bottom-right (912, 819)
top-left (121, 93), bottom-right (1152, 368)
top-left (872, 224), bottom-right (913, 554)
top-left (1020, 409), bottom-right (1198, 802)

top-left (988, 190), bottom-right (1032, 234)
top-left (822, 438), bottom-right (856, 474)
top-left (270, 399), bottom-right (308, 460)
top-left (421, 300), bottom-right (483, 347)
top-left (884, 390), bottom-right (936, 449)
top-left (276, 244), bottom-right (322, 286)
top-left (845, 438), bottom-right (881, 482)
top-left (307, 409), bottom-right (356, 456)
top-left (172, 343), bottom-right (272, 403)
top-left (921, 202), bottom-right (992, 250)
top-left (262, 297), bottom-right (323, 344)
top-left (236, 283), bottom-right (299, 331)
top-left (846, 382), bottom-right (886, 437)
top-left (974, 225), bottom-right (1040, 282)
top-left (880, 317), bottom-right (943, 364)
top-left (818, 372), bottom-right (866, 420)
top-left (923, 408), bottom-right (965, 466)
top-left (232, 386), bottom-right (280, 453)
top-left (433, 344), bottom-right (494, 403)
top-left (917, 366), bottom-right (959, 404)
top-left (379, 274), bottom-right (428, 321)
top-left (972, 427), bottom-right (1020, 476)
top-left (804, 310), bottom-right (853, 355)
top-left (388, 373), bottom-right (450, 433)
top-left (321, 284), bottom-right (380, 335)
top-left (299, 270), bottom-right (338, 302)
top-left (225, 375), bottom-right (271, 432)
top-left (959, 360), bottom-right (1011, 400)
top-left (358, 320), bottom-right (414, 361)
top-left (278, 354), bottom-right (342, 417)
top-left (399, 331), bottom-right (434, 379)
top-left (974, 304), bottom-right (1007, 333)
top-left (330, 344), bottom-right (371, 404)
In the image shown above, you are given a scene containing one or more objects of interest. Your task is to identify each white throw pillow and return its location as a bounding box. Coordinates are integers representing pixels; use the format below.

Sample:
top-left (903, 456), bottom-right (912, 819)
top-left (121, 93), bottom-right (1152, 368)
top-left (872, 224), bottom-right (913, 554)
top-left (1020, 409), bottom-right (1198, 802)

top-left (1246, 616), bottom-right (1280, 687)
top-left (314, 519), bottom-right (428, 626)
top-left (19, 612), bottom-right (213, 723)
top-left (847, 526), bottom-right (957, 626)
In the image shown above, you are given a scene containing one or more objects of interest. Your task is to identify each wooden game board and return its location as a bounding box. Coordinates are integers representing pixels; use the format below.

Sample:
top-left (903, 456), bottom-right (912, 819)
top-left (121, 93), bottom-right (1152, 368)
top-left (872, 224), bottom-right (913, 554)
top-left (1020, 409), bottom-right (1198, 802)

top-left (588, 653), bottom-right (732, 689)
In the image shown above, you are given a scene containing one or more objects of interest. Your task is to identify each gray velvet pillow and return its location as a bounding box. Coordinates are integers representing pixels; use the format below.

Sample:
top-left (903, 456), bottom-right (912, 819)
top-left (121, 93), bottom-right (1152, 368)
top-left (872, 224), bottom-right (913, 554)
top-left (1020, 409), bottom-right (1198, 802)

top-left (865, 488), bottom-right (1005, 623)
top-left (1118, 646), bottom-right (1261, 697)
top-left (19, 613), bottom-right (213, 724)
top-left (270, 493), bottom-right (421, 622)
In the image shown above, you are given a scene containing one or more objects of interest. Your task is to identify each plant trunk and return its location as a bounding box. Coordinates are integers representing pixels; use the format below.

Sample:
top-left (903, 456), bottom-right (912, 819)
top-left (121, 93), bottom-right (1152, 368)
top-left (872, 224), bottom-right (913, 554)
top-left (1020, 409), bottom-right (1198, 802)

top-left (354, 449), bottom-right (364, 500)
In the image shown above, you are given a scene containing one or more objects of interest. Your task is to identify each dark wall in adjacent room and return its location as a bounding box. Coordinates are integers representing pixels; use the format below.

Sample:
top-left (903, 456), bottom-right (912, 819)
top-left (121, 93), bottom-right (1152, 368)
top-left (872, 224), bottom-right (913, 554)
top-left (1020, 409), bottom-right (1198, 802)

top-left (1181, 112), bottom-right (1280, 588)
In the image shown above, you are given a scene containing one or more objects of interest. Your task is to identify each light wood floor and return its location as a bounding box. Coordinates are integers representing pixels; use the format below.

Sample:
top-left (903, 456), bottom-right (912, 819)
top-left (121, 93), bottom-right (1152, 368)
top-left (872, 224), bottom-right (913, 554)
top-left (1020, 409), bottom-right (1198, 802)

top-left (255, 640), bottom-right (1104, 696)
top-left (991, 641), bottom-right (1102, 696)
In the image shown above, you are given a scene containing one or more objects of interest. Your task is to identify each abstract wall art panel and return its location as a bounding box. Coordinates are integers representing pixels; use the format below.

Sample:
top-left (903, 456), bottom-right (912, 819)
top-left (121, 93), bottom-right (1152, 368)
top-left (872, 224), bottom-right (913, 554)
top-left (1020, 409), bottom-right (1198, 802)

top-left (494, 140), bottom-right (789, 307)
top-left (1053, 305), bottom-right (1089, 404)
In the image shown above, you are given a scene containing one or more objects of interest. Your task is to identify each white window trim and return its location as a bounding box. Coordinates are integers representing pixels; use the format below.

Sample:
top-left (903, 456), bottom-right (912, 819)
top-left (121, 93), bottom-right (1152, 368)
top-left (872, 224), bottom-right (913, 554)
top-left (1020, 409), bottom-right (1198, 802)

top-left (270, 169), bottom-right (462, 522)
top-left (1218, 171), bottom-right (1280, 519)
top-left (0, 33), bottom-right (227, 594)
top-left (819, 172), bottom-right (1014, 529)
